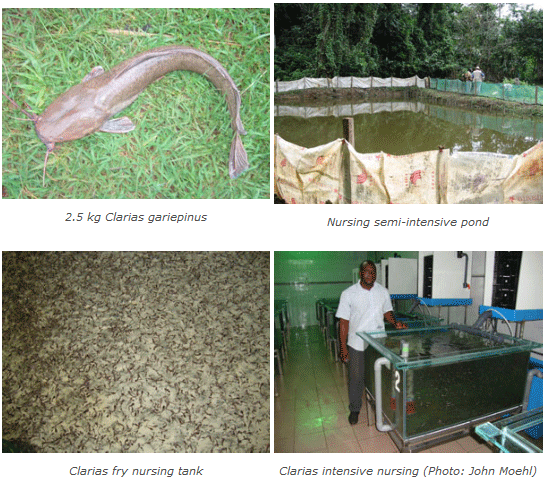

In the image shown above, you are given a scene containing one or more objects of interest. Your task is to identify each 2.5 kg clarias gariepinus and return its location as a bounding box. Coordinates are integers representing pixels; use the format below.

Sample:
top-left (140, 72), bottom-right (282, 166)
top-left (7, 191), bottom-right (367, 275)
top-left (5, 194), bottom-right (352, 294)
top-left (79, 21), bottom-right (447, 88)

top-left (6, 45), bottom-right (249, 184)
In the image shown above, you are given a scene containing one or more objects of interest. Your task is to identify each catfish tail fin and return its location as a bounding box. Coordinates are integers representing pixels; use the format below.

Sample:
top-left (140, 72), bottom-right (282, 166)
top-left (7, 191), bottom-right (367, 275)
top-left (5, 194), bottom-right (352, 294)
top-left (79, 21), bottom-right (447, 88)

top-left (229, 131), bottom-right (249, 179)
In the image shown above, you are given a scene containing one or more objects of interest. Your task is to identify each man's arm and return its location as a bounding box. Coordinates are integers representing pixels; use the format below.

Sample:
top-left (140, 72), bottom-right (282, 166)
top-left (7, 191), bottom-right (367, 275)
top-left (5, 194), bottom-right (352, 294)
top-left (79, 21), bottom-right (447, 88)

top-left (339, 318), bottom-right (349, 362)
top-left (384, 311), bottom-right (406, 329)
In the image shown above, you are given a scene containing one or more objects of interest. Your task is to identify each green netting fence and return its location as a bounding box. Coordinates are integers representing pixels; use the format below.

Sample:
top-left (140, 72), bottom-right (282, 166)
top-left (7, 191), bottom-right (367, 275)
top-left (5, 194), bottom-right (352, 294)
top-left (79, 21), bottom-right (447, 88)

top-left (430, 78), bottom-right (543, 105)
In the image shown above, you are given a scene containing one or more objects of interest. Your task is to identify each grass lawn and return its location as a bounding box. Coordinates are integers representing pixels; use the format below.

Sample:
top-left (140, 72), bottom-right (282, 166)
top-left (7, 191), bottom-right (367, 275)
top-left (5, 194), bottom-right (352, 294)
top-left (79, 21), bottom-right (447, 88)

top-left (2, 8), bottom-right (270, 199)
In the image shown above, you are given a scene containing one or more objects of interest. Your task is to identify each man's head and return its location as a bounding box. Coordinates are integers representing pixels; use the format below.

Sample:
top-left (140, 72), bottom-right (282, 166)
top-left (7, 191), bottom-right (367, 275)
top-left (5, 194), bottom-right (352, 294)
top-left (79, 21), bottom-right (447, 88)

top-left (359, 260), bottom-right (377, 289)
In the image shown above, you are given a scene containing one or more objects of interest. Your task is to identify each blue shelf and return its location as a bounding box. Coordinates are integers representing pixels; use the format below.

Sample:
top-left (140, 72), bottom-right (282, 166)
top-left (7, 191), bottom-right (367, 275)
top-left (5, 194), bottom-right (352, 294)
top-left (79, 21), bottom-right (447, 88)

top-left (479, 306), bottom-right (543, 322)
top-left (390, 294), bottom-right (418, 300)
top-left (418, 297), bottom-right (472, 306)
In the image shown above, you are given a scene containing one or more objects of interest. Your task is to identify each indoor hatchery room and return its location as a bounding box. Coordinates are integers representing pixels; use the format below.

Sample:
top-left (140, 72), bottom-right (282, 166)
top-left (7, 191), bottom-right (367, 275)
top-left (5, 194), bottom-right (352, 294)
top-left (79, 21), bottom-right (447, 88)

top-left (274, 251), bottom-right (543, 453)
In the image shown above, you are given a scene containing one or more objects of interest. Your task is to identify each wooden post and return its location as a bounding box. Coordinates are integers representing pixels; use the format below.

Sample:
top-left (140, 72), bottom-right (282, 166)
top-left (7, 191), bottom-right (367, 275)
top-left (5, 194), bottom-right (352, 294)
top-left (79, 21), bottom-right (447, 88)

top-left (342, 117), bottom-right (355, 204)
top-left (343, 117), bottom-right (355, 145)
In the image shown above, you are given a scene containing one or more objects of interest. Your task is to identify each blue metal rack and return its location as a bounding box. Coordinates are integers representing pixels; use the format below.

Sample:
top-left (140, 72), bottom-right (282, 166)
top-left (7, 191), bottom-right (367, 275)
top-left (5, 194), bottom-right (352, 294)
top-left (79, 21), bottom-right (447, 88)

top-left (478, 305), bottom-right (543, 339)
top-left (390, 294), bottom-right (418, 300)
top-left (479, 305), bottom-right (543, 322)
top-left (419, 298), bottom-right (472, 306)
top-left (416, 297), bottom-right (472, 324)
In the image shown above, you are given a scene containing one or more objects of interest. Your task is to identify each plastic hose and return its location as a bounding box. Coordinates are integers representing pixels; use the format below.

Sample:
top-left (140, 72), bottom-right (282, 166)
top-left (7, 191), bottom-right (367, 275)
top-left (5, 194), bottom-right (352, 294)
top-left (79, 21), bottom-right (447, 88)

top-left (374, 357), bottom-right (394, 432)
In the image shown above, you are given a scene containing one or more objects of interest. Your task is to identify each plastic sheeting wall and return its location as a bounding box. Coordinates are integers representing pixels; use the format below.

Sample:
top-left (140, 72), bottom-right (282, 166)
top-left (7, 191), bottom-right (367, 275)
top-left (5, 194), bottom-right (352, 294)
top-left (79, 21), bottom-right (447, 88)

top-left (274, 75), bottom-right (542, 106)
top-left (275, 135), bottom-right (543, 204)
top-left (275, 76), bottom-right (425, 93)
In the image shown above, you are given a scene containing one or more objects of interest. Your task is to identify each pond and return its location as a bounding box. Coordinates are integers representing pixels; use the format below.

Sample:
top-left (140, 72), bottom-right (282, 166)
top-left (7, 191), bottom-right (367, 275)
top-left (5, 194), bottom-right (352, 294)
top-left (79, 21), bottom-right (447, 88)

top-left (274, 98), bottom-right (542, 156)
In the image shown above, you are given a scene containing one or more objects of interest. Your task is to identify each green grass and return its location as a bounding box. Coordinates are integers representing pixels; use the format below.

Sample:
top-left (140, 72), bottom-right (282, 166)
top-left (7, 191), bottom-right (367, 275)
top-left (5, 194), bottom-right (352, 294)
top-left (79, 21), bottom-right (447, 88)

top-left (2, 9), bottom-right (270, 199)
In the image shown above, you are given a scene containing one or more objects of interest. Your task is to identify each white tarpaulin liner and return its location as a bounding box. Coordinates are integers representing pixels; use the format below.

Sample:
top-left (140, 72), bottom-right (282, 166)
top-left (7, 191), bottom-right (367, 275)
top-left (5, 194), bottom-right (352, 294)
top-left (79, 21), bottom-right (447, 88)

top-left (305, 77), bottom-right (329, 89)
top-left (440, 151), bottom-right (515, 204)
top-left (383, 150), bottom-right (443, 204)
top-left (351, 77), bottom-right (372, 89)
top-left (346, 143), bottom-right (389, 204)
top-left (501, 142), bottom-right (543, 204)
top-left (441, 142), bottom-right (543, 203)
top-left (332, 77), bottom-right (354, 89)
top-left (276, 76), bottom-right (424, 93)
top-left (274, 136), bottom-right (345, 204)
top-left (275, 135), bottom-right (543, 204)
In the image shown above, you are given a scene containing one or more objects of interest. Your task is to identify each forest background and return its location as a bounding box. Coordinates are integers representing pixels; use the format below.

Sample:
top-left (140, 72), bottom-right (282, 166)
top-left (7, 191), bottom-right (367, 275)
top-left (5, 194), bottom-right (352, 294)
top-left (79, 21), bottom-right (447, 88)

top-left (275, 3), bottom-right (543, 85)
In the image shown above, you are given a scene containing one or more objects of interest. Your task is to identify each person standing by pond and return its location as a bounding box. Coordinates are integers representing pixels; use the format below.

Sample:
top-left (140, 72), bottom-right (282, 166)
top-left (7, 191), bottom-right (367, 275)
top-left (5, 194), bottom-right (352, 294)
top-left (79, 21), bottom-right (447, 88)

top-left (464, 68), bottom-right (473, 94)
top-left (336, 260), bottom-right (406, 425)
top-left (472, 66), bottom-right (485, 95)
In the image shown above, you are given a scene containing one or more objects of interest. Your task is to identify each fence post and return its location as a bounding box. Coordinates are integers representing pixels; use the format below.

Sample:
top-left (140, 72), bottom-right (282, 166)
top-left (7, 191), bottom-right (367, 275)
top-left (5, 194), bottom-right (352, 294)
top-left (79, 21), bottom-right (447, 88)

top-left (536, 85), bottom-right (539, 105)
top-left (342, 117), bottom-right (354, 204)
top-left (343, 117), bottom-right (355, 145)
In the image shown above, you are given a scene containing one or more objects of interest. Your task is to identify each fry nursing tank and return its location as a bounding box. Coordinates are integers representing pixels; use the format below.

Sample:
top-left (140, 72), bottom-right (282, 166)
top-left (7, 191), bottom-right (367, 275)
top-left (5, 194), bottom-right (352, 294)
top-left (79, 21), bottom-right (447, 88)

top-left (358, 325), bottom-right (542, 452)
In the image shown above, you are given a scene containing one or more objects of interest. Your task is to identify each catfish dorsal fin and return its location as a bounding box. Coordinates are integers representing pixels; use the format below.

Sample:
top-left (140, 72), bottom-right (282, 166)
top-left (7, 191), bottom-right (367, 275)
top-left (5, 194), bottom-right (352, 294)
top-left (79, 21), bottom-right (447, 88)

top-left (82, 66), bottom-right (105, 83)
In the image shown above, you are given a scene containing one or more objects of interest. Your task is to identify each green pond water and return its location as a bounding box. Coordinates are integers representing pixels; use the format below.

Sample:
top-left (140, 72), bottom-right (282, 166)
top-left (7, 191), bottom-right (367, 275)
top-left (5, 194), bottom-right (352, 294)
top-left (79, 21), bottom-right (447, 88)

top-left (274, 99), bottom-right (542, 156)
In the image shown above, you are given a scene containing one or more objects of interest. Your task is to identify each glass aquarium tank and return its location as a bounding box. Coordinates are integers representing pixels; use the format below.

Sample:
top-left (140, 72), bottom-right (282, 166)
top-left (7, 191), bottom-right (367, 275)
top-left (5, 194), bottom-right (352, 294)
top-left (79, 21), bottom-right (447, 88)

top-left (358, 326), bottom-right (542, 452)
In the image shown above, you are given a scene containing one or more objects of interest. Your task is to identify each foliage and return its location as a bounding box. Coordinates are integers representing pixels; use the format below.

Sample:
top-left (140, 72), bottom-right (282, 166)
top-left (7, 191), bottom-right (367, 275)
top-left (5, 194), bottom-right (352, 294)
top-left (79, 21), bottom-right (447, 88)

top-left (275, 3), bottom-right (543, 85)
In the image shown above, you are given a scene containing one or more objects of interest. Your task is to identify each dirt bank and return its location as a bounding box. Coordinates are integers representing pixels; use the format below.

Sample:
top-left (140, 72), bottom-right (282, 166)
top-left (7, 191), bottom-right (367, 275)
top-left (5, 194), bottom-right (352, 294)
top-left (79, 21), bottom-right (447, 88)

top-left (275, 87), bottom-right (543, 118)
top-left (418, 89), bottom-right (542, 118)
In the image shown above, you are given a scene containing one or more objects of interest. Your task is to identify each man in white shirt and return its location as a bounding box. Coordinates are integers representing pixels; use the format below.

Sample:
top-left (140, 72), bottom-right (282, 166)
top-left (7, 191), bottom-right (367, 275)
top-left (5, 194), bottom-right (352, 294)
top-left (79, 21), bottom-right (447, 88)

top-left (336, 260), bottom-right (406, 425)
top-left (472, 66), bottom-right (485, 94)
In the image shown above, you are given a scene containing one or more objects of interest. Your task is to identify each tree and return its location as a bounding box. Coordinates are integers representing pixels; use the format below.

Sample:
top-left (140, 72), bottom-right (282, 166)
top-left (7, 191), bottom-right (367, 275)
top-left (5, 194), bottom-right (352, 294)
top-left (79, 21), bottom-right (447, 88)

top-left (314, 4), bottom-right (379, 77)
top-left (369, 3), bottom-right (415, 77)
top-left (274, 3), bottom-right (543, 84)
top-left (513, 8), bottom-right (543, 83)
top-left (413, 3), bottom-right (459, 78)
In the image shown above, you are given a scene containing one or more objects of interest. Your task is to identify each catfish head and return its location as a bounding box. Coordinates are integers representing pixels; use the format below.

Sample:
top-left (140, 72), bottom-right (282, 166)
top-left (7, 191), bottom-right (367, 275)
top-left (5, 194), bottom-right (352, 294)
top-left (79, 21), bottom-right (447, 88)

top-left (35, 82), bottom-right (111, 147)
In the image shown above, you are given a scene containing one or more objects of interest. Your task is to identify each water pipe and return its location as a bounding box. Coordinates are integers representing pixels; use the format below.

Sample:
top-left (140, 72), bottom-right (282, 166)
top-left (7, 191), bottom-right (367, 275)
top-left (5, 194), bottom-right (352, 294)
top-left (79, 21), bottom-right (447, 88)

top-left (457, 251), bottom-right (469, 288)
top-left (485, 308), bottom-right (514, 337)
top-left (522, 369), bottom-right (543, 412)
top-left (473, 309), bottom-right (493, 329)
top-left (451, 323), bottom-right (505, 344)
top-left (407, 298), bottom-right (420, 314)
top-left (374, 357), bottom-right (394, 432)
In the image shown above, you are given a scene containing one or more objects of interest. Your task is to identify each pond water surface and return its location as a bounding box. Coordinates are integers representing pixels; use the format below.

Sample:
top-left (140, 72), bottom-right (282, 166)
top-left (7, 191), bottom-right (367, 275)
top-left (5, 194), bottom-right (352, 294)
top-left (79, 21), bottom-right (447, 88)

top-left (274, 98), bottom-right (542, 156)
